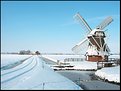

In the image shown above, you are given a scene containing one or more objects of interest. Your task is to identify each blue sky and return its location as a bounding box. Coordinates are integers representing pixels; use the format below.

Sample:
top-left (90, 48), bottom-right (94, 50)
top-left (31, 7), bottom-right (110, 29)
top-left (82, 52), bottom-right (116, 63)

top-left (1, 1), bottom-right (120, 53)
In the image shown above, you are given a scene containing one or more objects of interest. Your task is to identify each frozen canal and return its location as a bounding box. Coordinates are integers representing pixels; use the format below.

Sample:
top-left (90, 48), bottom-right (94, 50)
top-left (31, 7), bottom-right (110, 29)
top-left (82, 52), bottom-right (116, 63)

top-left (56, 70), bottom-right (120, 90)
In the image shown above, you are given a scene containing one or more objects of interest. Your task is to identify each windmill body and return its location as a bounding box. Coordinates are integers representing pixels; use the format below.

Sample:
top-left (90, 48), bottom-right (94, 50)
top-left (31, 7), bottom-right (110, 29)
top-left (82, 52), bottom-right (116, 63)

top-left (72, 13), bottom-right (113, 62)
top-left (86, 29), bottom-right (108, 62)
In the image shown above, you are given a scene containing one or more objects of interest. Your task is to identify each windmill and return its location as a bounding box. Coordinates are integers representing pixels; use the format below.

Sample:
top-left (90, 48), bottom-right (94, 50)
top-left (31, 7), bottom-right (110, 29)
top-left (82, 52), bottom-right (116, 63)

top-left (72, 12), bottom-right (113, 62)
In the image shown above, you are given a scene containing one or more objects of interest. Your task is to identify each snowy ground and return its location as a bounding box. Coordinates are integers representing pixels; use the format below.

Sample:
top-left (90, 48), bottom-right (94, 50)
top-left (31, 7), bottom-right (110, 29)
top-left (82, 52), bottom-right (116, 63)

top-left (42, 54), bottom-right (120, 83)
top-left (42, 54), bottom-right (97, 70)
top-left (95, 66), bottom-right (120, 83)
top-left (42, 54), bottom-right (83, 63)
top-left (1, 54), bottom-right (82, 90)
top-left (2, 54), bottom-right (119, 90)
top-left (69, 61), bottom-right (97, 70)
top-left (109, 54), bottom-right (120, 59)
top-left (1, 54), bottom-right (32, 70)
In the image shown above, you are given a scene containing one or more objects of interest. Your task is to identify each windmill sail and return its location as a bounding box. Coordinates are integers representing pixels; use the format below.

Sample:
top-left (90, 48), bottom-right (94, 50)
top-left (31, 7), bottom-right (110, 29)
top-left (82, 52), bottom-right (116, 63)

top-left (96, 16), bottom-right (113, 30)
top-left (72, 38), bottom-right (88, 54)
top-left (74, 12), bottom-right (92, 33)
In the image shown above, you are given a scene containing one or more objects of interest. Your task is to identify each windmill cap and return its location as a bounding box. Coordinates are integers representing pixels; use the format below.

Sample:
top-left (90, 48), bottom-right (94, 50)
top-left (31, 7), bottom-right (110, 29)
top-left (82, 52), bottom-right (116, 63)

top-left (87, 29), bottom-right (102, 36)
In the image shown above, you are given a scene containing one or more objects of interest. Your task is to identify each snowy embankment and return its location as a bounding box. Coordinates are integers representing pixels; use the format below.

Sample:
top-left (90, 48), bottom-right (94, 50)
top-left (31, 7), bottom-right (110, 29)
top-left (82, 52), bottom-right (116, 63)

top-left (1, 54), bottom-right (32, 67)
top-left (1, 54), bottom-right (82, 90)
top-left (42, 55), bottom-right (58, 63)
top-left (42, 55), bottom-right (97, 70)
top-left (95, 66), bottom-right (120, 83)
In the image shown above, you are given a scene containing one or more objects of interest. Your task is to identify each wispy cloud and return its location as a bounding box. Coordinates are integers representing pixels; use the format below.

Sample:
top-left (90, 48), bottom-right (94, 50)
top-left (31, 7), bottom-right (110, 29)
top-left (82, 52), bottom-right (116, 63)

top-left (84, 14), bottom-right (120, 28)
top-left (87, 14), bottom-right (120, 23)
top-left (60, 14), bottom-right (119, 28)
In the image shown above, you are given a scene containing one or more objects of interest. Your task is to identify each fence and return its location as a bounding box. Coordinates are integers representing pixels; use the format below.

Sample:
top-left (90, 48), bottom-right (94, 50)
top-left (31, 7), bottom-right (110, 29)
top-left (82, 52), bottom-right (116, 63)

top-left (64, 58), bottom-right (85, 62)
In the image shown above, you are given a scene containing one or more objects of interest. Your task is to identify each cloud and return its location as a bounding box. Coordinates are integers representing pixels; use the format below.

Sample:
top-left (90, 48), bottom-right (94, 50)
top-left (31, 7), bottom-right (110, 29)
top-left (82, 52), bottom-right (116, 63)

top-left (87, 14), bottom-right (120, 23)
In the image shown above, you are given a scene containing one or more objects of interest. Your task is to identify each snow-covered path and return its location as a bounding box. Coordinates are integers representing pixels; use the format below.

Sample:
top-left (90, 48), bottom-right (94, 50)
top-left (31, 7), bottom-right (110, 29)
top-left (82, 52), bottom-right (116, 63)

top-left (1, 55), bottom-right (82, 90)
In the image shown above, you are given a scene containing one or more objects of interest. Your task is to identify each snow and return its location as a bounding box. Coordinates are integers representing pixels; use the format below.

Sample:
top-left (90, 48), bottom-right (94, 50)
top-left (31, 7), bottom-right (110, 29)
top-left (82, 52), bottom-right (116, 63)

top-left (42, 55), bottom-right (58, 63)
top-left (42, 54), bottom-right (120, 83)
top-left (109, 54), bottom-right (120, 59)
top-left (1, 54), bottom-right (32, 68)
top-left (42, 55), bottom-right (97, 70)
top-left (95, 66), bottom-right (120, 83)
top-left (42, 54), bottom-right (83, 63)
top-left (86, 46), bottom-right (99, 55)
top-left (69, 61), bottom-right (97, 70)
top-left (51, 61), bottom-right (97, 70)
top-left (1, 54), bottom-right (82, 90)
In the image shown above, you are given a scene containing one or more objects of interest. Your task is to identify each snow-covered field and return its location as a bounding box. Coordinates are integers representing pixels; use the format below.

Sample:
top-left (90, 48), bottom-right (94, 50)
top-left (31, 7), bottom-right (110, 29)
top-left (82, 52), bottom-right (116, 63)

top-left (69, 61), bottom-right (97, 70)
top-left (42, 54), bottom-right (120, 83)
top-left (42, 54), bottom-right (97, 70)
top-left (1, 54), bottom-right (119, 90)
top-left (95, 66), bottom-right (120, 83)
top-left (42, 54), bottom-right (84, 62)
top-left (1, 54), bottom-right (82, 90)
top-left (1, 54), bottom-right (32, 68)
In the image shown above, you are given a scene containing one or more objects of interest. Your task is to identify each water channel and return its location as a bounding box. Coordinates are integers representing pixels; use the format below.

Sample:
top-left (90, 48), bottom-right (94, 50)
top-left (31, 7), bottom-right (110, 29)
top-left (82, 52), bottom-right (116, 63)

top-left (56, 70), bottom-right (120, 90)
